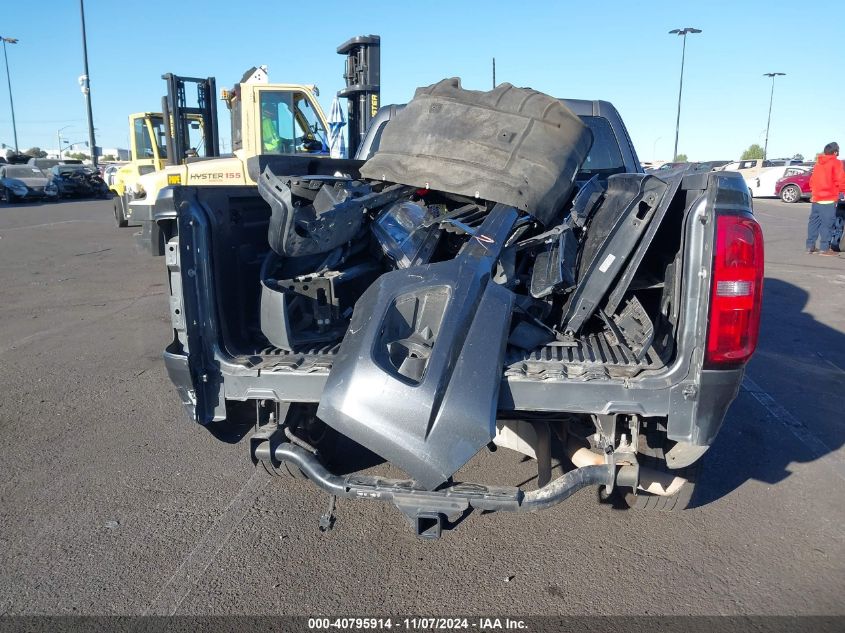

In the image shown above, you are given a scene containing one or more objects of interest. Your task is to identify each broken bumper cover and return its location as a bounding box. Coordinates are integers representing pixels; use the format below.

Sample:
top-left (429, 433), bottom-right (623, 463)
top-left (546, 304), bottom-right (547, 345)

top-left (316, 204), bottom-right (519, 490)
top-left (268, 442), bottom-right (614, 533)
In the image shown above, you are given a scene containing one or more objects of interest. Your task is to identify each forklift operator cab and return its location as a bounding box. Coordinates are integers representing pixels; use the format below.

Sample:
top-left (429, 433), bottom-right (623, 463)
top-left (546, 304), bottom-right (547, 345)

top-left (133, 115), bottom-right (168, 161)
top-left (258, 91), bottom-right (328, 155)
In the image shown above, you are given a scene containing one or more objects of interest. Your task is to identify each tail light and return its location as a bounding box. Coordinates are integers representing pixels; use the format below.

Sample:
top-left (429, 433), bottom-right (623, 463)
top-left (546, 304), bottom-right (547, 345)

top-left (704, 213), bottom-right (764, 368)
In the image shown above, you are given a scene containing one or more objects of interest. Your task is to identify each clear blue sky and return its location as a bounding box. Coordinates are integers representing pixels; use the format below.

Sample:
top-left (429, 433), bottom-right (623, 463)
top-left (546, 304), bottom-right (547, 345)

top-left (1, 0), bottom-right (841, 161)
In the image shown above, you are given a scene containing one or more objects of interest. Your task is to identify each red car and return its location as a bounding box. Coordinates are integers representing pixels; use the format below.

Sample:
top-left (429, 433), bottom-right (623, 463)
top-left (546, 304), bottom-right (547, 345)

top-left (776, 160), bottom-right (845, 204)
top-left (775, 171), bottom-right (811, 203)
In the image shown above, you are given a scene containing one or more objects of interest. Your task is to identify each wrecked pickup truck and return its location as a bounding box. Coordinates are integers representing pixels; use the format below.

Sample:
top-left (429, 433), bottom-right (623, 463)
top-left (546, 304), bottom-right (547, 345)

top-left (158, 78), bottom-right (763, 538)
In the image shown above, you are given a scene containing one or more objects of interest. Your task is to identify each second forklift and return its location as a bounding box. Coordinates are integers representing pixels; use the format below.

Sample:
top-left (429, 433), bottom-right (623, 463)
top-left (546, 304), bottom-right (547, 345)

top-left (111, 74), bottom-right (218, 227)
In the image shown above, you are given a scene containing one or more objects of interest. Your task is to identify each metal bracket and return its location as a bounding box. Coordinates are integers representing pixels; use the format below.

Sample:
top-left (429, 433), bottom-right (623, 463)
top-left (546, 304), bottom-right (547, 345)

top-left (593, 413), bottom-right (617, 449)
top-left (250, 403), bottom-right (291, 467)
top-left (612, 415), bottom-right (640, 492)
top-left (616, 463), bottom-right (640, 490)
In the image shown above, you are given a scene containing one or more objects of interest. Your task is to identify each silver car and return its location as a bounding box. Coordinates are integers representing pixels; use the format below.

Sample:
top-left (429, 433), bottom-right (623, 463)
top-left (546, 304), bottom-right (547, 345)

top-left (0, 165), bottom-right (59, 203)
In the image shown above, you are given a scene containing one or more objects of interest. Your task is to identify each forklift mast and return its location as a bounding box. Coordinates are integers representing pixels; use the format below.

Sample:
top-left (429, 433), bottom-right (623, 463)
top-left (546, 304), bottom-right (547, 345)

top-left (337, 35), bottom-right (380, 159)
top-left (161, 73), bottom-right (220, 166)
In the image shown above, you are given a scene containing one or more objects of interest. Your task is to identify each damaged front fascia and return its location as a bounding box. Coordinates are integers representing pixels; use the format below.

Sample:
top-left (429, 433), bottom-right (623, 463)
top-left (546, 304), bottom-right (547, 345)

top-left (317, 204), bottom-right (520, 489)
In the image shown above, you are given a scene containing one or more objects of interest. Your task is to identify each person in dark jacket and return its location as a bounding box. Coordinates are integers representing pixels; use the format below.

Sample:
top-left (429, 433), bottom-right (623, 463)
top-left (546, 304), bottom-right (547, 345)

top-left (807, 142), bottom-right (845, 256)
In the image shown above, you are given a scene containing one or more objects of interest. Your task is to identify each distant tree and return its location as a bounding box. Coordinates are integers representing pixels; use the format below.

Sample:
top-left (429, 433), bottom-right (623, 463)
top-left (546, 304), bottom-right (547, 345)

top-left (24, 147), bottom-right (47, 158)
top-left (791, 153), bottom-right (804, 161)
top-left (67, 152), bottom-right (88, 161)
top-left (102, 154), bottom-right (117, 162)
top-left (674, 153), bottom-right (688, 162)
top-left (741, 144), bottom-right (765, 160)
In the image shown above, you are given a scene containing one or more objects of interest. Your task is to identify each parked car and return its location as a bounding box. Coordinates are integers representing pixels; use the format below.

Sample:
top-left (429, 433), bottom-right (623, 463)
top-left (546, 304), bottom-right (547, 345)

top-left (154, 80), bottom-right (764, 537)
top-left (776, 162), bottom-right (845, 208)
top-left (646, 161), bottom-right (687, 173)
top-left (0, 164), bottom-right (58, 203)
top-left (99, 163), bottom-right (122, 187)
top-left (716, 158), bottom-right (802, 180)
top-left (698, 160), bottom-right (731, 170)
top-left (748, 165), bottom-right (810, 198)
top-left (48, 164), bottom-right (109, 198)
top-left (26, 158), bottom-right (85, 176)
top-left (645, 161), bottom-right (726, 175)
top-left (775, 170), bottom-right (812, 203)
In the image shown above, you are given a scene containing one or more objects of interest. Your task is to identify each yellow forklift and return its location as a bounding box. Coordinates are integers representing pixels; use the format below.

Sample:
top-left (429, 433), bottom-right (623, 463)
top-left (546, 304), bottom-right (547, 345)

top-left (111, 74), bottom-right (218, 227)
top-left (110, 112), bottom-right (166, 226)
top-left (131, 34), bottom-right (380, 256)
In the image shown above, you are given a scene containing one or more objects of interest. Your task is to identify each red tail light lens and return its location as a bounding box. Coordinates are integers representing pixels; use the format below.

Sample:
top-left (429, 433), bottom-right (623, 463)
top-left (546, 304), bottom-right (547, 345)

top-left (705, 214), bottom-right (764, 368)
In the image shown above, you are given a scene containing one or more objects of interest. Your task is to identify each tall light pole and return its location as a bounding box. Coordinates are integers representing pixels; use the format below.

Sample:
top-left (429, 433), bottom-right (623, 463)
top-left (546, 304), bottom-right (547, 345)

top-left (763, 72), bottom-right (785, 160)
top-left (79, 0), bottom-right (97, 167)
top-left (669, 27), bottom-right (702, 161)
top-left (1, 36), bottom-right (19, 152)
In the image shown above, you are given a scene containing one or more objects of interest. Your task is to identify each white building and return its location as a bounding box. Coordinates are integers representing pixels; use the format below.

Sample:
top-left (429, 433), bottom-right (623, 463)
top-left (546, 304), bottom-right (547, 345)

top-left (47, 146), bottom-right (129, 161)
top-left (101, 147), bottom-right (130, 161)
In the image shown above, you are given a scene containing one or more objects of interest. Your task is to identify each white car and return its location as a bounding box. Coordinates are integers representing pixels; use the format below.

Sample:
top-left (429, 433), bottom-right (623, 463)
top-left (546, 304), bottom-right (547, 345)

top-left (745, 165), bottom-right (809, 198)
top-left (101, 164), bottom-right (122, 187)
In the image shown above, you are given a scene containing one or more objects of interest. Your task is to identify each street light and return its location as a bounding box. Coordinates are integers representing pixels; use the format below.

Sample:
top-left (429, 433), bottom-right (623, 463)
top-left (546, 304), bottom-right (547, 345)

top-left (63, 141), bottom-right (90, 158)
top-left (1, 35), bottom-right (19, 152)
top-left (668, 27), bottom-right (702, 161)
top-left (79, 0), bottom-right (97, 167)
top-left (763, 72), bottom-right (786, 160)
top-left (57, 125), bottom-right (73, 159)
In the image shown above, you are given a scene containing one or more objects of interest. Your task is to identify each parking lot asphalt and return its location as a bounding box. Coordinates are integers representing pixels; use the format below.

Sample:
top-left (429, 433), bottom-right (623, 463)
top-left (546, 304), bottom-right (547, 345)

top-left (0, 196), bottom-right (842, 617)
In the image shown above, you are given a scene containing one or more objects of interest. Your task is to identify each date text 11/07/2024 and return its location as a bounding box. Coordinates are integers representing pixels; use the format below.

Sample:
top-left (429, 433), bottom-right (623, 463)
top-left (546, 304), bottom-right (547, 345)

top-left (307, 618), bottom-right (528, 630)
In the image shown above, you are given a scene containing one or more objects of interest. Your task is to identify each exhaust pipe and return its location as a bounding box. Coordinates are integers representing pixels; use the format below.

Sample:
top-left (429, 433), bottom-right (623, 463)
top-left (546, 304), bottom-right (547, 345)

top-left (564, 436), bottom-right (686, 497)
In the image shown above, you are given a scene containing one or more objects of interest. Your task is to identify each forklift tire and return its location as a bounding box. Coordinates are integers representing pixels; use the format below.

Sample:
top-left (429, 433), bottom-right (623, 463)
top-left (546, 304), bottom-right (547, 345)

top-left (114, 196), bottom-right (128, 228)
top-left (619, 424), bottom-right (701, 511)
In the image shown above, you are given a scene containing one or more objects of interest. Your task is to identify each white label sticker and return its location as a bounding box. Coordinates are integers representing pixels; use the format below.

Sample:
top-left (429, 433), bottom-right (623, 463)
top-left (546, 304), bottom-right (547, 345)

top-left (598, 254), bottom-right (616, 273)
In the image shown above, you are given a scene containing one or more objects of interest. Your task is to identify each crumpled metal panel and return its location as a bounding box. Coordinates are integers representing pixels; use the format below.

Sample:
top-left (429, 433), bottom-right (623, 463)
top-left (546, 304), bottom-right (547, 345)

top-left (360, 78), bottom-right (592, 225)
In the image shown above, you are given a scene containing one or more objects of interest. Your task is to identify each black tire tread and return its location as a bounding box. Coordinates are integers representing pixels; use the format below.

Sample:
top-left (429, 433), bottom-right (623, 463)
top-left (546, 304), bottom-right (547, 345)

top-left (114, 197), bottom-right (128, 227)
top-left (621, 423), bottom-right (700, 511)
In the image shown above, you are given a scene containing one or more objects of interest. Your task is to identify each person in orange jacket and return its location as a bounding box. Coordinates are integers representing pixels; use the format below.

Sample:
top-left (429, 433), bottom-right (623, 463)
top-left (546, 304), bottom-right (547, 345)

top-left (807, 142), bottom-right (845, 256)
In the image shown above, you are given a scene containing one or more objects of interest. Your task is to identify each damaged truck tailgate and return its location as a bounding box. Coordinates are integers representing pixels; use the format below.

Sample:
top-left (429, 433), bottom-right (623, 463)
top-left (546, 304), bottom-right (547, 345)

top-left (158, 78), bottom-right (763, 537)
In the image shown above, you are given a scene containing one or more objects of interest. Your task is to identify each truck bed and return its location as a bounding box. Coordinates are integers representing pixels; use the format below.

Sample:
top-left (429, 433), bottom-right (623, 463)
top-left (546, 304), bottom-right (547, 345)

top-left (247, 332), bottom-right (665, 378)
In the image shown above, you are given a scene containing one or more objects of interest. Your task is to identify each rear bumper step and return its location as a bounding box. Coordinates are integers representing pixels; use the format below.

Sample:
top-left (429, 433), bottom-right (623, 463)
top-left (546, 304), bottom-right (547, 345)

top-left (266, 443), bottom-right (615, 537)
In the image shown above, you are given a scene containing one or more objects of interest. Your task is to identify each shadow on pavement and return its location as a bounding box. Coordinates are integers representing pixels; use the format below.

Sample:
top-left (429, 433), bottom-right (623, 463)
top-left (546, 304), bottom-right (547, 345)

top-left (693, 276), bottom-right (845, 507)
